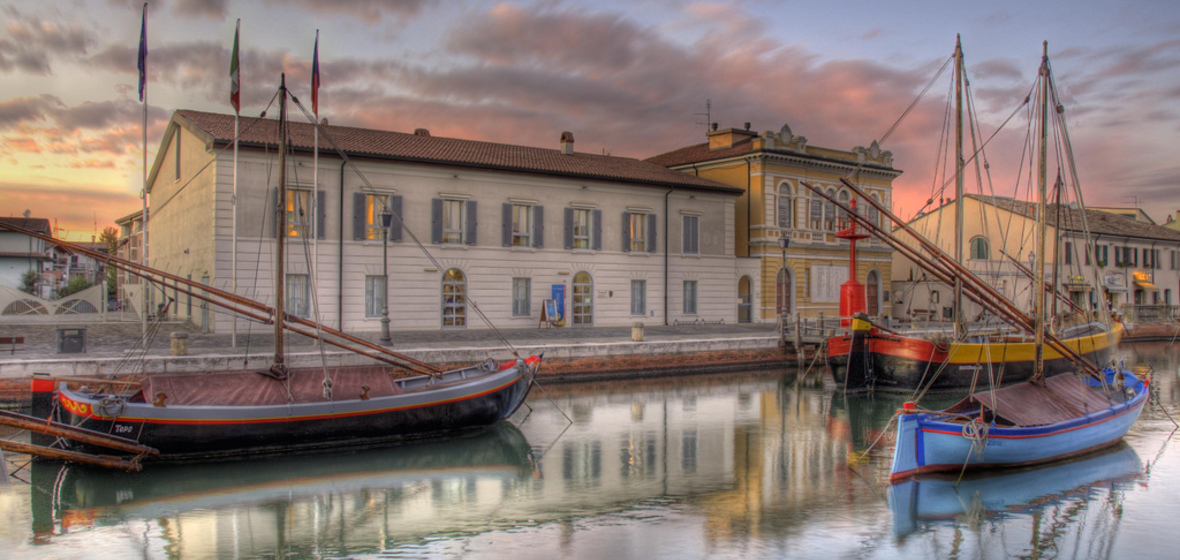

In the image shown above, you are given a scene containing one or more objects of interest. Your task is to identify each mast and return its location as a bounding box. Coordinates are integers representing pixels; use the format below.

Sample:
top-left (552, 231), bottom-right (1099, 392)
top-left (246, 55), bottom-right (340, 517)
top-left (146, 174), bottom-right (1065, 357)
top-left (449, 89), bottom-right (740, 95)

top-left (1033, 42), bottom-right (1050, 381)
top-left (273, 74), bottom-right (288, 373)
top-left (953, 35), bottom-right (966, 339)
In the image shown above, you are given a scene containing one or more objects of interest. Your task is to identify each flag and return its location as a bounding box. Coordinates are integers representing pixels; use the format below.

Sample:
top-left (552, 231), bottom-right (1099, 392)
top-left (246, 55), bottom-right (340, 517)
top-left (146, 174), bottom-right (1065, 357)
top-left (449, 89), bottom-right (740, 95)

top-left (311, 30), bottom-right (320, 117)
top-left (230, 20), bottom-right (241, 114)
top-left (137, 4), bottom-right (147, 102)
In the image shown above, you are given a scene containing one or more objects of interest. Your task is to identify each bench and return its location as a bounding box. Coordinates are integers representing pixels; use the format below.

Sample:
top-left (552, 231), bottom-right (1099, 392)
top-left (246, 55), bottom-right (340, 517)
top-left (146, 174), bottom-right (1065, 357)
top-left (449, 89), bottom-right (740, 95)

top-left (0, 336), bottom-right (24, 355)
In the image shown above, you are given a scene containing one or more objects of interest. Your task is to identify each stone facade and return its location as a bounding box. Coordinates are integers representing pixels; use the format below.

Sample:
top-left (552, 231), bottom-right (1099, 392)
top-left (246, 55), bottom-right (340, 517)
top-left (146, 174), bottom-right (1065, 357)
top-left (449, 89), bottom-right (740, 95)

top-left (141, 111), bottom-right (745, 333)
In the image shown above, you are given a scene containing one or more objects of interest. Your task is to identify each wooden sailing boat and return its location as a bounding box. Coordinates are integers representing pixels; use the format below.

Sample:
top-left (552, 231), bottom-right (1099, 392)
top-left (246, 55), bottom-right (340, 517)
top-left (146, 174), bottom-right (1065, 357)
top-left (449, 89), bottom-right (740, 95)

top-left (823, 36), bottom-right (1121, 394)
top-left (888, 43), bottom-right (1148, 481)
top-left (8, 75), bottom-right (540, 463)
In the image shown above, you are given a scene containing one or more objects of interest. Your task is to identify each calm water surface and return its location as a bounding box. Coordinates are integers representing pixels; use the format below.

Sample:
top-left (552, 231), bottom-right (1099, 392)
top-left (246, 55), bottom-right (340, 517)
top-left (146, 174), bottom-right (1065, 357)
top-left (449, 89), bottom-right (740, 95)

top-left (3, 342), bottom-right (1179, 559)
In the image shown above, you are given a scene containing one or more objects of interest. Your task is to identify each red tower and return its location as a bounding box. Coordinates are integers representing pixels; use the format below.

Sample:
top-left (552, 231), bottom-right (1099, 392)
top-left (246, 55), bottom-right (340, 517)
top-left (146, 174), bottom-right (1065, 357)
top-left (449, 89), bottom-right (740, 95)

top-left (837, 198), bottom-right (870, 326)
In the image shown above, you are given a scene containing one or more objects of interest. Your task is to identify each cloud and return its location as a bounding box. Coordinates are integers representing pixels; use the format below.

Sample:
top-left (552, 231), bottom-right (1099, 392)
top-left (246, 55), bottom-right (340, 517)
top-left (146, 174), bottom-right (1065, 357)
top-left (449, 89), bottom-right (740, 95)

top-left (264, 0), bottom-right (434, 24)
top-left (174, 0), bottom-right (228, 20)
top-left (0, 95), bottom-right (66, 129)
top-left (0, 181), bottom-right (141, 235)
top-left (0, 6), bottom-right (98, 74)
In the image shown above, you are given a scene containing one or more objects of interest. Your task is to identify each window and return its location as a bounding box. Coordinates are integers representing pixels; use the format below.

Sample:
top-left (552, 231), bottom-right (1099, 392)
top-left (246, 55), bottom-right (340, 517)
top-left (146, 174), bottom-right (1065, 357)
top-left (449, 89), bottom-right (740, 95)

top-left (931, 290), bottom-right (940, 304)
top-left (365, 275), bottom-right (385, 317)
top-left (186, 273), bottom-right (192, 316)
top-left (969, 237), bottom-right (989, 260)
top-left (629, 213), bottom-right (647, 252)
top-left (573, 271), bottom-right (593, 325)
top-left (364, 194), bottom-right (391, 240)
top-left (1064, 241), bottom-right (1072, 265)
top-left (173, 133), bottom-right (181, 181)
top-left (809, 198), bottom-right (822, 229)
top-left (683, 280), bottom-right (698, 315)
top-left (286, 190), bottom-right (312, 237)
top-left (824, 188), bottom-right (837, 231)
top-left (512, 204), bottom-right (532, 247)
top-left (869, 193), bottom-right (882, 230)
top-left (837, 190), bottom-right (851, 227)
top-left (512, 277), bottom-right (530, 317)
top-left (682, 216), bottom-right (699, 254)
top-left (777, 184), bottom-right (792, 228)
top-left (631, 280), bottom-right (646, 315)
top-left (572, 208), bottom-right (591, 249)
top-left (285, 274), bottom-right (309, 317)
top-left (442, 268), bottom-right (466, 327)
top-left (443, 200), bottom-right (465, 244)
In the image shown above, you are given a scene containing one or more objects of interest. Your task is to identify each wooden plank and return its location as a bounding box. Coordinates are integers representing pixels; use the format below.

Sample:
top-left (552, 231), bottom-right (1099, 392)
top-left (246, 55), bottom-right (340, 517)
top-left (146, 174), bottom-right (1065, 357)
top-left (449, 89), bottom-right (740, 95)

top-left (0, 440), bottom-right (141, 471)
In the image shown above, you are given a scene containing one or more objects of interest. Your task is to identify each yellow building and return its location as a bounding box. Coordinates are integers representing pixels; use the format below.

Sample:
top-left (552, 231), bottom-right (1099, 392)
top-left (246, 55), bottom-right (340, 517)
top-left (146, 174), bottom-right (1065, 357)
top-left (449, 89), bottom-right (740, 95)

top-left (648, 123), bottom-right (901, 321)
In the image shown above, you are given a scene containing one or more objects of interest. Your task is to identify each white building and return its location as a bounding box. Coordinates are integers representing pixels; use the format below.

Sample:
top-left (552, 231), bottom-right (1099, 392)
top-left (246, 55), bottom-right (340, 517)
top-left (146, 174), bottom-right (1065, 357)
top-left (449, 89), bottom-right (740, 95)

top-left (0, 216), bottom-right (53, 299)
top-left (143, 110), bottom-right (746, 333)
top-left (892, 194), bottom-right (1180, 323)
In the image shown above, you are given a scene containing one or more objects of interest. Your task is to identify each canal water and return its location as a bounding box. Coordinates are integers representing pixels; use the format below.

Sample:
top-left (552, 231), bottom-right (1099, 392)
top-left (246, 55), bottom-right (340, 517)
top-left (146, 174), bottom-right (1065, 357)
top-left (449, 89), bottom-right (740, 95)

top-left (2, 342), bottom-right (1179, 559)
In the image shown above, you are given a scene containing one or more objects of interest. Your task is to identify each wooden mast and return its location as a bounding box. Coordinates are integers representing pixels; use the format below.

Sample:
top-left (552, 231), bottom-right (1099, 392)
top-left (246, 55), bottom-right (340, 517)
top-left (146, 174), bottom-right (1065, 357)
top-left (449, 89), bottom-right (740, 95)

top-left (1033, 42), bottom-right (1050, 381)
top-left (953, 35), bottom-right (966, 340)
top-left (273, 74), bottom-right (288, 375)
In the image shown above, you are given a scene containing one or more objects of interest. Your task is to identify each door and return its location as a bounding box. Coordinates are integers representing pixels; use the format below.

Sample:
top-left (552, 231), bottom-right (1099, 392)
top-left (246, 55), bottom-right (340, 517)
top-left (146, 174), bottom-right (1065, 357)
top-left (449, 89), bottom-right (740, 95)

top-left (738, 276), bottom-right (752, 323)
top-left (866, 270), bottom-right (880, 316)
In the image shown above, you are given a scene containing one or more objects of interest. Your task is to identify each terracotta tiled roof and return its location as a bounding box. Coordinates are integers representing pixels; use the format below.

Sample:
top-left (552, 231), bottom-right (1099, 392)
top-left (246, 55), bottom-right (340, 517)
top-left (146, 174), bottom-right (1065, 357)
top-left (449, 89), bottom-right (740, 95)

top-left (968, 194), bottom-right (1180, 242)
top-left (176, 110), bottom-right (743, 195)
top-left (0, 217), bottom-right (51, 235)
top-left (644, 139), bottom-right (757, 167)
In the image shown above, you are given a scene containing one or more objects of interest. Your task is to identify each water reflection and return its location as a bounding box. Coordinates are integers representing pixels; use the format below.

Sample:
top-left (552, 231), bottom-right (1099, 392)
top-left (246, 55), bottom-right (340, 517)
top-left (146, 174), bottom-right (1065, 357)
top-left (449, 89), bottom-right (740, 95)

top-left (26, 424), bottom-right (535, 558)
top-left (2, 344), bottom-right (1178, 559)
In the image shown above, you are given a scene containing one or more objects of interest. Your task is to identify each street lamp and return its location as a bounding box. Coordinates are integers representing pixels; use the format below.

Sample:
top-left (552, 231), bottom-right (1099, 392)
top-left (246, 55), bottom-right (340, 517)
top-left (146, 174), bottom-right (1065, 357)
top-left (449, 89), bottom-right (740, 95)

top-left (778, 235), bottom-right (790, 319)
top-left (379, 209), bottom-right (393, 345)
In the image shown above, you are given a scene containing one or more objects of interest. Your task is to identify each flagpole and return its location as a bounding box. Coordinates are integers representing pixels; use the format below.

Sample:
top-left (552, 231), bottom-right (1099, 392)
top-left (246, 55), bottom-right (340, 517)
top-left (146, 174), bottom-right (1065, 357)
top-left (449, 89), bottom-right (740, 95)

top-left (231, 19), bottom-right (241, 348)
top-left (139, 2), bottom-right (148, 338)
top-left (311, 29), bottom-right (320, 337)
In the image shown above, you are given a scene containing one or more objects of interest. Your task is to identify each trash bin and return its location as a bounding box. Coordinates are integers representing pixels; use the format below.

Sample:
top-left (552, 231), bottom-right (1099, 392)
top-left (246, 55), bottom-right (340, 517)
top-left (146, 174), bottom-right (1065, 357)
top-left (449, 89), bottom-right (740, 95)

top-left (171, 332), bottom-right (189, 356)
top-left (631, 321), bottom-right (644, 342)
top-left (57, 327), bottom-right (86, 354)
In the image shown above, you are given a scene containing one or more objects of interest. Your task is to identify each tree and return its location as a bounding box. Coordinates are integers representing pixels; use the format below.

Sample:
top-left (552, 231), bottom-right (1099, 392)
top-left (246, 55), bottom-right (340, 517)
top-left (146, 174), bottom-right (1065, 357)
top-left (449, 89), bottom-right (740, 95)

top-left (56, 275), bottom-right (92, 299)
top-left (100, 226), bottom-right (119, 297)
top-left (19, 268), bottom-right (38, 295)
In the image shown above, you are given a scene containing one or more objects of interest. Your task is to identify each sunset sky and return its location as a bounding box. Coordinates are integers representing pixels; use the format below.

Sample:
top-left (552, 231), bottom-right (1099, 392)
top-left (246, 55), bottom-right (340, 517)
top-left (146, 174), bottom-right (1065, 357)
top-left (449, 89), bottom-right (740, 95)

top-left (3, 0), bottom-right (1179, 240)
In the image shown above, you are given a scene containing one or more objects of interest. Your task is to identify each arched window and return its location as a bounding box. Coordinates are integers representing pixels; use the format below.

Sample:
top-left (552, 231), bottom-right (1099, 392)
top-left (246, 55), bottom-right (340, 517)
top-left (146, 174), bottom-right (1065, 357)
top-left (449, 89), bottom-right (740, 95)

top-left (777, 183), bottom-right (793, 229)
top-left (969, 237), bottom-right (990, 260)
top-left (866, 269), bottom-right (880, 316)
top-left (837, 190), bottom-right (851, 228)
top-left (824, 188), bottom-right (837, 231)
top-left (442, 268), bottom-right (467, 327)
top-left (572, 271), bottom-right (593, 325)
top-left (869, 192), bottom-right (882, 230)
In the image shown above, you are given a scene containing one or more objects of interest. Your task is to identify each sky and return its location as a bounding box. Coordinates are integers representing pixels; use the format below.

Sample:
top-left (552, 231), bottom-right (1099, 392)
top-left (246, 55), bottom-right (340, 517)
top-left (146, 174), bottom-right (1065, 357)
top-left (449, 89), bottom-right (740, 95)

top-left (2, 0), bottom-right (1179, 240)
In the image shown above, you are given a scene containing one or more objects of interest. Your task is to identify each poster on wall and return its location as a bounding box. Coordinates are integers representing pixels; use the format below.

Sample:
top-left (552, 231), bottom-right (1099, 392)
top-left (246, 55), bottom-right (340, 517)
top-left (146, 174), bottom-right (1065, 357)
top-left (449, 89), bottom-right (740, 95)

top-left (810, 264), bottom-right (849, 303)
top-left (551, 284), bottom-right (566, 326)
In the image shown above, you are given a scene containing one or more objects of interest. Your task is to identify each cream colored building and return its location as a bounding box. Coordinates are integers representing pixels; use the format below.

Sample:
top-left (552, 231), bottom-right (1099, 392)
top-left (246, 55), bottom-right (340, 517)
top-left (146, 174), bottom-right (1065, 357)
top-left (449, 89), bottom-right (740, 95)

top-left (893, 194), bottom-right (1180, 323)
top-left (142, 110), bottom-right (745, 333)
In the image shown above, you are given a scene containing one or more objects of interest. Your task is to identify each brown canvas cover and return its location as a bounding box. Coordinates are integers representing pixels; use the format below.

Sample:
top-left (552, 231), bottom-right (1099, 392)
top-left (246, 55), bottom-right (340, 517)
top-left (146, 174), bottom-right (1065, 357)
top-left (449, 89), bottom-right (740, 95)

top-left (141, 366), bottom-right (402, 407)
top-left (960, 373), bottom-right (1119, 427)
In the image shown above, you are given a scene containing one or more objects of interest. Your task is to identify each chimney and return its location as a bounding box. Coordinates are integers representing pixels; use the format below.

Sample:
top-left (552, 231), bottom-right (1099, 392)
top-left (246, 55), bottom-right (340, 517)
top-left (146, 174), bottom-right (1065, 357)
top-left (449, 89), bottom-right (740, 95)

top-left (414, 128), bottom-right (430, 137)
top-left (560, 131), bottom-right (575, 155)
top-left (708, 123), bottom-right (758, 151)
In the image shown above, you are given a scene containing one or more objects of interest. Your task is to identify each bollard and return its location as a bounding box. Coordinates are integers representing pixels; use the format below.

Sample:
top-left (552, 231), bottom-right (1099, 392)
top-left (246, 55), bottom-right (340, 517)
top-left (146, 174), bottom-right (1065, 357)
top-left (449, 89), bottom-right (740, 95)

top-left (631, 321), bottom-right (645, 342)
top-left (170, 332), bottom-right (189, 356)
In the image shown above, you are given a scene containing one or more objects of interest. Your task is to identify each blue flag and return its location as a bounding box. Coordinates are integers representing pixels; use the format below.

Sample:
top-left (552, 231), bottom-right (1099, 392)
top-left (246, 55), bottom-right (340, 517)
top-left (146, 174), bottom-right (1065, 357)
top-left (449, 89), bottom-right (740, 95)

top-left (137, 4), bottom-right (147, 102)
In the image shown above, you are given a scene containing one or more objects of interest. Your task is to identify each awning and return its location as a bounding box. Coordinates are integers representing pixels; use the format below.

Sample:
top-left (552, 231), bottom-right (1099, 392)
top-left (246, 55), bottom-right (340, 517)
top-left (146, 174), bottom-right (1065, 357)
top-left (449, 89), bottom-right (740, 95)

top-left (1134, 280), bottom-right (1160, 292)
top-left (1104, 286), bottom-right (1128, 293)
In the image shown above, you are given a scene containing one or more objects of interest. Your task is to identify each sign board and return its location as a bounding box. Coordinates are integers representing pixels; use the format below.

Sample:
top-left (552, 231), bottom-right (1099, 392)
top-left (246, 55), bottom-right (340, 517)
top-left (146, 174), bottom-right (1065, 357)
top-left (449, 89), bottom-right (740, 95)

top-left (550, 284), bottom-right (566, 326)
top-left (810, 264), bottom-right (849, 303)
top-left (540, 299), bottom-right (560, 328)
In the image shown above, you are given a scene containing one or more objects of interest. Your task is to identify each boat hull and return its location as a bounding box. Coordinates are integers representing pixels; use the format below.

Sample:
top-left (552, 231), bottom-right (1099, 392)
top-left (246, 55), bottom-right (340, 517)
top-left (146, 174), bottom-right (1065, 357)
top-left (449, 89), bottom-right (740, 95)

top-left (827, 323), bottom-right (1122, 393)
top-left (44, 359), bottom-right (536, 459)
top-left (889, 369), bottom-right (1147, 482)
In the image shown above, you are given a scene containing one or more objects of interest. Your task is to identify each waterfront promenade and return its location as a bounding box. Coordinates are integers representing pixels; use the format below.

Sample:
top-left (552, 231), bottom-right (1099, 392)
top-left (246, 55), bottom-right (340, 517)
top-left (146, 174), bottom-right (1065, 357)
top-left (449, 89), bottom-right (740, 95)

top-left (0, 320), bottom-right (794, 405)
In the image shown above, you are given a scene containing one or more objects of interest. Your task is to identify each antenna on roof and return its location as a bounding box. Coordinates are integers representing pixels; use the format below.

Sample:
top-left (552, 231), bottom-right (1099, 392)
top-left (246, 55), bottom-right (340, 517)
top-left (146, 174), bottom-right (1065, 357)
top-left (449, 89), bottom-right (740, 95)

top-left (694, 99), bottom-right (712, 136)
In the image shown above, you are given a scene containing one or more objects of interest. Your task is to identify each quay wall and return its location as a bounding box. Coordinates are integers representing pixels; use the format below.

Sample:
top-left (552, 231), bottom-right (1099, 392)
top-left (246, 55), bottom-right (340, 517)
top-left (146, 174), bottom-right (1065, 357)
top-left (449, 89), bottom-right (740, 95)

top-left (0, 336), bottom-right (805, 406)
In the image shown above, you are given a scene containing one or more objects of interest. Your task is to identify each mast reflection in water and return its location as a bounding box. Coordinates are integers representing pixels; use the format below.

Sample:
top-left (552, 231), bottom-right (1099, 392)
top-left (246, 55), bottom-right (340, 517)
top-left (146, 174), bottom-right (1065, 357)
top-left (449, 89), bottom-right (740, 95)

top-left (2, 343), bottom-right (1179, 559)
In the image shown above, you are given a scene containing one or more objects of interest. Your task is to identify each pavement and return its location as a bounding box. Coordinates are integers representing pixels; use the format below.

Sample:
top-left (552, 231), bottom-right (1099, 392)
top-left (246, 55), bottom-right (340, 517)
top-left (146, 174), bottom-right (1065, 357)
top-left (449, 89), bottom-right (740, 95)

top-left (0, 318), bottom-right (783, 369)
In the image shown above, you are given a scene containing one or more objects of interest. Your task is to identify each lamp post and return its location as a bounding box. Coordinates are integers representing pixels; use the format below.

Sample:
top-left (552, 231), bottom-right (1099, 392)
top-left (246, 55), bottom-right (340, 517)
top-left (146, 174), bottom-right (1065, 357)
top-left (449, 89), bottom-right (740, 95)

top-left (778, 235), bottom-right (790, 319)
top-left (379, 209), bottom-right (393, 345)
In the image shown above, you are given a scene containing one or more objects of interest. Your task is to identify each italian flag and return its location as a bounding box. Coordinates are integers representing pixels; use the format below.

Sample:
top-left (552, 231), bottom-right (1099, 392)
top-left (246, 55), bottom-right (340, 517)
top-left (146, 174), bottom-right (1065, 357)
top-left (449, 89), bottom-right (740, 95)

top-left (229, 20), bottom-right (240, 114)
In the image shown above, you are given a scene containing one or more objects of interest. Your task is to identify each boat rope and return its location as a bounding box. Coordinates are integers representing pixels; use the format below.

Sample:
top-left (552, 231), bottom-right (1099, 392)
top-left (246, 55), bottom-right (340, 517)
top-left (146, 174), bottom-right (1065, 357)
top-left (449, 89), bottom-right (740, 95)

top-left (285, 160), bottom-right (335, 400)
top-left (879, 54), bottom-right (953, 145)
top-left (847, 412), bottom-right (899, 466)
top-left (955, 417), bottom-right (990, 485)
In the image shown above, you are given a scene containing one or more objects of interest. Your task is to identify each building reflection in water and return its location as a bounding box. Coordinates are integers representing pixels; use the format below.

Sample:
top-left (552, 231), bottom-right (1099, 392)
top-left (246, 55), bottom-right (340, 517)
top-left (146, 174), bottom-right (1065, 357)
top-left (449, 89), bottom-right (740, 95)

top-left (8, 357), bottom-right (1172, 559)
